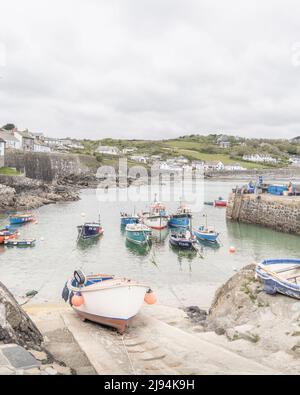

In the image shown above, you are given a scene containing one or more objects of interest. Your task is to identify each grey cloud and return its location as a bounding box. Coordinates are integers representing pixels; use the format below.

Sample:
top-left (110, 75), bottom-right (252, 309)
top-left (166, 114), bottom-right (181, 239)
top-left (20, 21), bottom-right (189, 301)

top-left (0, 0), bottom-right (300, 139)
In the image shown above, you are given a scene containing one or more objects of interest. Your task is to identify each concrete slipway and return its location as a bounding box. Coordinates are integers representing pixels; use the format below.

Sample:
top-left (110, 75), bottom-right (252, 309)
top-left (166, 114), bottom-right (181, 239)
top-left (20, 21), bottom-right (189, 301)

top-left (24, 304), bottom-right (278, 375)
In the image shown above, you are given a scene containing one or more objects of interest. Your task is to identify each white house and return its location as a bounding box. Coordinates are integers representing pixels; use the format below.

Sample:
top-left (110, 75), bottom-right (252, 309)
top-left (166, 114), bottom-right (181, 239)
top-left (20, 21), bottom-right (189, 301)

top-left (204, 161), bottom-right (225, 172)
top-left (0, 130), bottom-right (22, 150)
top-left (96, 145), bottom-right (120, 156)
top-left (243, 154), bottom-right (277, 164)
top-left (217, 136), bottom-right (231, 148)
top-left (224, 163), bottom-right (246, 171)
top-left (44, 137), bottom-right (63, 147)
top-left (123, 147), bottom-right (137, 154)
top-left (130, 155), bottom-right (149, 163)
top-left (34, 141), bottom-right (52, 153)
top-left (0, 138), bottom-right (5, 167)
top-left (289, 157), bottom-right (300, 166)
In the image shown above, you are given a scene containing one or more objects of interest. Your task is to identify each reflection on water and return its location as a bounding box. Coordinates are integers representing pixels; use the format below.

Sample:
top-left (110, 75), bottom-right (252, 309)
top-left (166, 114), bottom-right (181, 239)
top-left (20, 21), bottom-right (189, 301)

top-left (125, 239), bottom-right (151, 256)
top-left (1, 181), bottom-right (300, 308)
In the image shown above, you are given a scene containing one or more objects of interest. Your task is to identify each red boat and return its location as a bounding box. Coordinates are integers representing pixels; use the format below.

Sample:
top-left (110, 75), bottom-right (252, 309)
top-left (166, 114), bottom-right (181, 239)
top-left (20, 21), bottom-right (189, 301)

top-left (214, 198), bottom-right (228, 207)
top-left (0, 229), bottom-right (19, 244)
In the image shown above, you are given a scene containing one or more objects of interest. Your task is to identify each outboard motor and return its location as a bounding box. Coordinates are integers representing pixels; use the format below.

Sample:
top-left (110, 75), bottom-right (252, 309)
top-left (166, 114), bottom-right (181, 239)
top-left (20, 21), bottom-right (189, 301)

top-left (74, 270), bottom-right (86, 286)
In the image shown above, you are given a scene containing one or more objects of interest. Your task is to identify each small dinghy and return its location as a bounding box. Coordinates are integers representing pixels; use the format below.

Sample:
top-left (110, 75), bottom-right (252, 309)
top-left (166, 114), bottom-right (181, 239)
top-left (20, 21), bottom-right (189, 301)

top-left (0, 228), bottom-right (19, 244)
top-left (9, 213), bottom-right (35, 225)
top-left (214, 197), bottom-right (227, 207)
top-left (62, 270), bottom-right (156, 333)
top-left (169, 229), bottom-right (197, 250)
top-left (120, 212), bottom-right (139, 226)
top-left (194, 226), bottom-right (219, 243)
top-left (126, 223), bottom-right (152, 246)
top-left (256, 259), bottom-right (300, 299)
top-left (77, 215), bottom-right (104, 241)
top-left (4, 239), bottom-right (36, 248)
top-left (194, 214), bottom-right (219, 243)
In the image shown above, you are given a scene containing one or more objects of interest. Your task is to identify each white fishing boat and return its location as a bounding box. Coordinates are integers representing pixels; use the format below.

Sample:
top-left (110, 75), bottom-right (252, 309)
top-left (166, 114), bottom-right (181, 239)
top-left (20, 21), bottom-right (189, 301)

top-left (142, 198), bottom-right (169, 230)
top-left (63, 270), bottom-right (156, 333)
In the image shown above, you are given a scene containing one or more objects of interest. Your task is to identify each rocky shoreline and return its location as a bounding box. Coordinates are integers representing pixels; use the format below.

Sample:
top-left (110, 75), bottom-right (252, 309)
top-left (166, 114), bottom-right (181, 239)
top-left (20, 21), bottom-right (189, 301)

top-left (0, 175), bottom-right (80, 211)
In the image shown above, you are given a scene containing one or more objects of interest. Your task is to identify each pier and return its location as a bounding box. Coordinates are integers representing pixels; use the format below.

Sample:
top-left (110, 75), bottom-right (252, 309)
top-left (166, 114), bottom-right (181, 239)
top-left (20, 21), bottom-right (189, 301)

top-left (227, 192), bottom-right (300, 235)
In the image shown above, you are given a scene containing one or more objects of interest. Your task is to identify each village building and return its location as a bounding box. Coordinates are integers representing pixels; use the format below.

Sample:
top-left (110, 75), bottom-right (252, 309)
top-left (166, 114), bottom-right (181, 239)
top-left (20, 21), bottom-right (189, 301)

top-left (96, 145), bottom-right (120, 156)
top-left (13, 129), bottom-right (34, 151)
top-left (243, 154), bottom-right (277, 164)
top-left (217, 135), bottom-right (231, 148)
top-left (33, 141), bottom-right (52, 153)
top-left (0, 129), bottom-right (22, 150)
top-left (224, 163), bottom-right (246, 171)
top-left (122, 147), bottom-right (137, 154)
top-left (204, 161), bottom-right (225, 172)
top-left (0, 138), bottom-right (5, 167)
top-left (130, 155), bottom-right (149, 163)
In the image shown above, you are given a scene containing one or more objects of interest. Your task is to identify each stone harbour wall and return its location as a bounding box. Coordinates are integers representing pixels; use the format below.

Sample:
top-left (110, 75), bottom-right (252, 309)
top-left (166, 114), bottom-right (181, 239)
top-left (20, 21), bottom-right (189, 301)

top-left (4, 151), bottom-right (98, 182)
top-left (226, 193), bottom-right (300, 235)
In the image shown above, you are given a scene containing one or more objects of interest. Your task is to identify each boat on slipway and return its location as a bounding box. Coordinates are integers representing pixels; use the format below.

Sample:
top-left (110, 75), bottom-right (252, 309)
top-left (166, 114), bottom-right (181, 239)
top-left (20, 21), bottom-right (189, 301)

top-left (126, 223), bottom-right (152, 246)
top-left (142, 199), bottom-right (169, 230)
top-left (9, 213), bottom-right (35, 225)
top-left (62, 270), bottom-right (156, 333)
top-left (256, 259), bottom-right (300, 299)
top-left (168, 202), bottom-right (192, 228)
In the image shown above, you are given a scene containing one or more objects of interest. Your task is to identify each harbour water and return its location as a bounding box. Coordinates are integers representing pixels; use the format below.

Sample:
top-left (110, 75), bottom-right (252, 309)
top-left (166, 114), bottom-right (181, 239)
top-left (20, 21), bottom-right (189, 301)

top-left (1, 181), bottom-right (300, 309)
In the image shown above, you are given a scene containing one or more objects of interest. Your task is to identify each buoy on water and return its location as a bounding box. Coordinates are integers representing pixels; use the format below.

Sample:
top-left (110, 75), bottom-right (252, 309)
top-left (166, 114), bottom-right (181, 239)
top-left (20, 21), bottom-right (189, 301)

top-left (40, 237), bottom-right (45, 241)
top-left (229, 246), bottom-right (236, 253)
top-left (81, 212), bottom-right (86, 217)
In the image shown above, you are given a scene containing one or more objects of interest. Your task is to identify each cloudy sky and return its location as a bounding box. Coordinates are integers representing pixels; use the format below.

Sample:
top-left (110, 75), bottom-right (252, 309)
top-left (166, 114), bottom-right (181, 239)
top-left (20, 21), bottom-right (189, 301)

top-left (0, 0), bottom-right (300, 139)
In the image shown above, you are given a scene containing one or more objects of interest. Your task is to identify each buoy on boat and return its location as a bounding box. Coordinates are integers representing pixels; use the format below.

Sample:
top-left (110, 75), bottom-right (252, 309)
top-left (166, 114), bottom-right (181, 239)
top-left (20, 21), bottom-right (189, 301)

top-left (71, 293), bottom-right (84, 307)
top-left (144, 290), bottom-right (157, 305)
top-left (229, 246), bottom-right (236, 253)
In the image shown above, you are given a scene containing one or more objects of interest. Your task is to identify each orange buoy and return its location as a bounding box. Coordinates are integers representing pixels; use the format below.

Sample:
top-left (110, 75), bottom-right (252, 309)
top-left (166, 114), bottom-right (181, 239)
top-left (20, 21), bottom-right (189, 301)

top-left (229, 246), bottom-right (236, 253)
top-left (71, 293), bottom-right (84, 307)
top-left (144, 290), bottom-right (157, 305)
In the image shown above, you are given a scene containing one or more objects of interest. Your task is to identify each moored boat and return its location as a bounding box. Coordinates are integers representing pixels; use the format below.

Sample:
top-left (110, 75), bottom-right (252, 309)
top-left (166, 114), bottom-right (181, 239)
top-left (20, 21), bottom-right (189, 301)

top-left (126, 223), bottom-right (151, 246)
top-left (142, 198), bottom-right (169, 230)
top-left (194, 226), bottom-right (219, 243)
top-left (9, 213), bottom-right (35, 225)
top-left (120, 213), bottom-right (139, 226)
top-left (62, 270), bottom-right (155, 333)
top-left (4, 239), bottom-right (36, 248)
top-left (256, 259), bottom-right (300, 299)
top-left (0, 228), bottom-right (19, 244)
top-left (77, 221), bottom-right (104, 241)
top-left (169, 229), bottom-right (197, 250)
top-left (214, 197), bottom-right (227, 207)
top-left (168, 202), bottom-right (192, 228)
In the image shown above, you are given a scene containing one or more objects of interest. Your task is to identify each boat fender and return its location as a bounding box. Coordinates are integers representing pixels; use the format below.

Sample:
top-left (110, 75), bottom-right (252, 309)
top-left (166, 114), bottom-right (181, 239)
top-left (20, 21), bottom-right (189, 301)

top-left (71, 292), bottom-right (84, 307)
top-left (144, 289), bottom-right (157, 305)
top-left (74, 270), bottom-right (86, 286)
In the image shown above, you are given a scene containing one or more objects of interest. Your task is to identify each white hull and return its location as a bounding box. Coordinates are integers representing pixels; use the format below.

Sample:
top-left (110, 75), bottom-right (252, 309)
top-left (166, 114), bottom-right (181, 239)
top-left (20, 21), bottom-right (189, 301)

top-left (72, 281), bottom-right (149, 320)
top-left (143, 216), bottom-right (168, 230)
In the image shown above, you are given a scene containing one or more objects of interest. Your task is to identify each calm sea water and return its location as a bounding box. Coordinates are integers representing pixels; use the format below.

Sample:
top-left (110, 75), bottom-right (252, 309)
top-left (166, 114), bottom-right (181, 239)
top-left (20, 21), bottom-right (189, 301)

top-left (1, 181), bottom-right (300, 309)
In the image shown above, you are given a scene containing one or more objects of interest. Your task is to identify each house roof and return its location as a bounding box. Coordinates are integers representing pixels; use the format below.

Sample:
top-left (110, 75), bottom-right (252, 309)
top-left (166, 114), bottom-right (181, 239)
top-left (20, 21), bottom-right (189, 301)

top-left (0, 137), bottom-right (6, 143)
top-left (18, 130), bottom-right (34, 139)
top-left (0, 130), bottom-right (19, 142)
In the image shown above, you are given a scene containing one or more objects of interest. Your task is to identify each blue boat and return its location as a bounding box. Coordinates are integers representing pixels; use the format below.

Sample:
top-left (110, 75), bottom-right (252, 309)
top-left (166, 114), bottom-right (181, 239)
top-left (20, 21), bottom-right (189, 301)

top-left (256, 259), bottom-right (300, 299)
top-left (4, 239), bottom-right (36, 248)
top-left (194, 214), bottom-right (219, 243)
top-left (120, 213), bottom-right (139, 226)
top-left (194, 226), bottom-right (219, 243)
top-left (126, 224), bottom-right (152, 246)
top-left (168, 203), bottom-right (192, 228)
top-left (77, 216), bottom-right (104, 241)
top-left (169, 229), bottom-right (197, 250)
top-left (9, 213), bottom-right (35, 225)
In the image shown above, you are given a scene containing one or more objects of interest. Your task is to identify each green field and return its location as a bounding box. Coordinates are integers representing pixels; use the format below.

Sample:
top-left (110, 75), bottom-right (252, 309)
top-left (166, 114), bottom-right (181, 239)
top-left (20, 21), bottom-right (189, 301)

top-left (0, 167), bottom-right (21, 176)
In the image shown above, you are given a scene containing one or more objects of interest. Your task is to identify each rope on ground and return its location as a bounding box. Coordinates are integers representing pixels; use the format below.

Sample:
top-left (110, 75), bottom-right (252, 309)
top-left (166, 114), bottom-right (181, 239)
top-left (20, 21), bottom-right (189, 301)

top-left (121, 335), bottom-right (136, 375)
